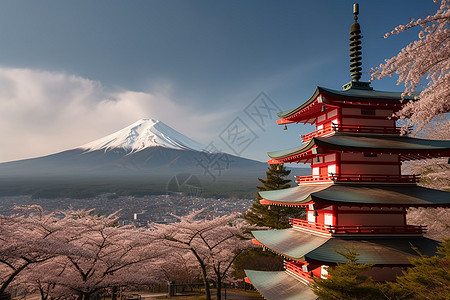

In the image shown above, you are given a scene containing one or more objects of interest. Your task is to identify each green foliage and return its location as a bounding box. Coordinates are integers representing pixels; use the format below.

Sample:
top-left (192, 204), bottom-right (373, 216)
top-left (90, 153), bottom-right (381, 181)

top-left (243, 164), bottom-right (305, 229)
top-left (311, 241), bottom-right (450, 300)
top-left (256, 164), bottom-right (291, 192)
top-left (310, 247), bottom-right (384, 300)
top-left (381, 239), bottom-right (450, 300)
top-left (232, 248), bottom-right (284, 279)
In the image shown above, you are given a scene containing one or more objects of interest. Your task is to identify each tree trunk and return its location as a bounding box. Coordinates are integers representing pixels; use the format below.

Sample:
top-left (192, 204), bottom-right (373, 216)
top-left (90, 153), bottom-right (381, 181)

top-left (190, 249), bottom-right (211, 300)
top-left (112, 286), bottom-right (117, 300)
top-left (82, 292), bottom-right (91, 300)
top-left (216, 275), bottom-right (222, 300)
top-left (0, 293), bottom-right (11, 300)
top-left (38, 286), bottom-right (48, 300)
top-left (0, 262), bottom-right (31, 294)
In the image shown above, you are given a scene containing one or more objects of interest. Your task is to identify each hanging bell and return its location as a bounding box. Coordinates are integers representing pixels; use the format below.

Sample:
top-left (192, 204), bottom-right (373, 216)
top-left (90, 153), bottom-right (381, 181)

top-left (283, 124), bottom-right (288, 130)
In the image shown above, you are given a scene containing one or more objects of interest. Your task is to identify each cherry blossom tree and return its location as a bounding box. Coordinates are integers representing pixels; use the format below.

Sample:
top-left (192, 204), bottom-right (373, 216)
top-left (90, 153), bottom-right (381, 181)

top-left (407, 207), bottom-right (450, 241)
top-left (371, 0), bottom-right (450, 133)
top-left (153, 252), bottom-right (202, 284)
top-left (41, 209), bottom-right (166, 300)
top-left (0, 206), bottom-right (83, 298)
top-left (2, 206), bottom-right (167, 300)
top-left (16, 259), bottom-right (72, 300)
top-left (154, 211), bottom-right (257, 300)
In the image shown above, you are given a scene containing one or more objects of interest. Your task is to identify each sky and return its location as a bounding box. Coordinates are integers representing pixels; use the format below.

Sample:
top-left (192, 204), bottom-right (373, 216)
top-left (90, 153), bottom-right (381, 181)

top-left (0, 0), bottom-right (440, 163)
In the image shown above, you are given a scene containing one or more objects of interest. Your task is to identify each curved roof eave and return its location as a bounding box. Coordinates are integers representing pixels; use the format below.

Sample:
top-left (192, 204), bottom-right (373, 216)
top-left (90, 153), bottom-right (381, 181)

top-left (267, 139), bottom-right (316, 159)
top-left (314, 133), bottom-right (450, 151)
top-left (277, 87), bottom-right (321, 119)
top-left (258, 185), bottom-right (331, 205)
top-left (252, 229), bottom-right (439, 264)
top-left (306, 237), bottom-right (439, 264)
top-left (252, 229), bottom-right (330, 260)
top-left (244, 270), bottom-right (318, 300)
top-left (277, 86), bottom-right (416, 119)
top-left (259, 184), bottom-right (450, 207)
top-left (268, 134), bottom-right (450, 161)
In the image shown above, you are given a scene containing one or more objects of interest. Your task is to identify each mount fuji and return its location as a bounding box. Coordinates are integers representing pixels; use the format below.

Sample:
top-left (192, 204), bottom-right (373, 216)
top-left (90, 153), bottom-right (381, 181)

top-left (0, 119), bottom-right (280, 198)
top-left (80, 119), bottom-right (208, 153)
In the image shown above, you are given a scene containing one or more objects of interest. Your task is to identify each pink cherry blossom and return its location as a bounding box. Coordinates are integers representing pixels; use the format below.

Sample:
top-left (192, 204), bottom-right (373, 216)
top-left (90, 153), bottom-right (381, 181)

top-left (371, 0), bottom-right (450, 133)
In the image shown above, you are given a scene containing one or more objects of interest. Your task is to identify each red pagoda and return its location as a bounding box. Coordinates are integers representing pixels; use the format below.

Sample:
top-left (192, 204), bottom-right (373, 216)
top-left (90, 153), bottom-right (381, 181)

top-left (245, 4), bottom-right (450, 300)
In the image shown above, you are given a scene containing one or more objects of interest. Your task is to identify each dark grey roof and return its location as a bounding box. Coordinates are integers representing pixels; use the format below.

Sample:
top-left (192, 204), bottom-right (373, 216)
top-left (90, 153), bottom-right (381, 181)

top-left (259, 184), bottom-right (331, 205)
top-left (245, 270), bottom-right (317, 300)
top-left (268, 133), bottom-right (450, 159)
top-left (308, 236), bottom-right (439, 264)
top-left (259, 184), bottom-right (450, 207)
top-left (252, 229), bottom-right (329, 260)
top-left (252, 229), bottom-right (440, 264)
top-left (278, 86), bottom-right (415, 119)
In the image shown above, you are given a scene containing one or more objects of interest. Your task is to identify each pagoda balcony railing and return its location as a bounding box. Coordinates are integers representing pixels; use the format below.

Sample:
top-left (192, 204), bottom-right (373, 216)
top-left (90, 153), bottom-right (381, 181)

top-left (291, 218), bottom-right (427, 235)
top-left (301, 124), bottom-right (402, 143)
top-left (290, 218), bottom-right (331, 234)
top-left (334, 124), bottom-right (402, 134)
top-left (296, 174), bottom-right (420, 184)
top-left (301, 127), bottom-right (335, 143)
top-left (284, 261), bottom-right (314, 283)
top-left (295, 175), bottom-right (333, 183)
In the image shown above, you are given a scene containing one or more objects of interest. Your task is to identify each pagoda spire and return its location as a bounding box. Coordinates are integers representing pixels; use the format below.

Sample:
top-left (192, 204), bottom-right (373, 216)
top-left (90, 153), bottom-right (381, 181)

top-left (342, 3), bottom-right (372, 91)
top-left (349, 3), bottom-right (362, 82)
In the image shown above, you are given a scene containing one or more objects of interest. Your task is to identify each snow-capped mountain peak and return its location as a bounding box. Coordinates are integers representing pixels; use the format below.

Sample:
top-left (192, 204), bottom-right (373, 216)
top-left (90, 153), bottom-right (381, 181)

top-left (80, 119), bottom-right (207, 153)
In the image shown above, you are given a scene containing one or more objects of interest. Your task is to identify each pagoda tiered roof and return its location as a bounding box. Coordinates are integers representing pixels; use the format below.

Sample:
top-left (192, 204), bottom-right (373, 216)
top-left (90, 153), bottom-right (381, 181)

top-left (277, 86), bottom-right (417, 125)
top-left (268, 133), bottom-right (450, 164)
top-left (252, 229), bottom-right (439, 264)
top-left (258, 184), bottom-right (450, 207)
top-left (244, 270), bottom-right (317, 300)
top-left (245, 3), bottom-right (450, 298)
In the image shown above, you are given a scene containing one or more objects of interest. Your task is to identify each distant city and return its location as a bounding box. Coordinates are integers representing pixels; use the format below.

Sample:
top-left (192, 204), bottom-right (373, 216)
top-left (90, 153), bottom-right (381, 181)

top-left (0, 194), bottom-right (254, 227)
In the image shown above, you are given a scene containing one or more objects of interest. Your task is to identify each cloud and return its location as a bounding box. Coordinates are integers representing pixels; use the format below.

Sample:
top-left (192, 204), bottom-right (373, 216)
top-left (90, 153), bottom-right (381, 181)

top-left (0, 67), bottom-right (227, 162)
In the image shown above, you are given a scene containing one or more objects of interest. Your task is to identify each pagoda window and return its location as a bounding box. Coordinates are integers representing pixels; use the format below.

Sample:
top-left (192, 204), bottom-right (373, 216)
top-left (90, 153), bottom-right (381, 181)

top-left (317, 114), bottom-right (327, 123)
top-left (311, 154), bottom-right (337, 165)
top-left (328, 109), bottom-right (338, 118)
top-left (302, 264), bottom-right (308, 273)
top-left (342, 108), bottom-right (394, 117)
top-left (321, 266), bottom-right (329, 279)
top-left (324, 213), bottom-right (333, 226)
top-left (312, 167), bottom-right (320, 176)
top-left (307, 211), bottom-right (316, 223)
top-left (317, 118), bottom-right (339, 128)
top-left (329, 118), bottom-right (339, 127)
top-left (342, 107), bottom-right (361, 115)
top-left (328, 164), bottom-right (336, 175)
top-left (325, 153), bottom-right (337, 163)
top-left (364, 153), bottom-right (378, 158)
top-left (361, 109), bottom-right (376, 116)
top-left (375, 109), bottom-right (395, 117)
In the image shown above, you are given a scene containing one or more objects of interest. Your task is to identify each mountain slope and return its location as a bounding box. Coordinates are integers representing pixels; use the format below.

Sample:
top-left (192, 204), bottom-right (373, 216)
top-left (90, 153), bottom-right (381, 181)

top-left (81, 118), bottom-right (207, 153)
